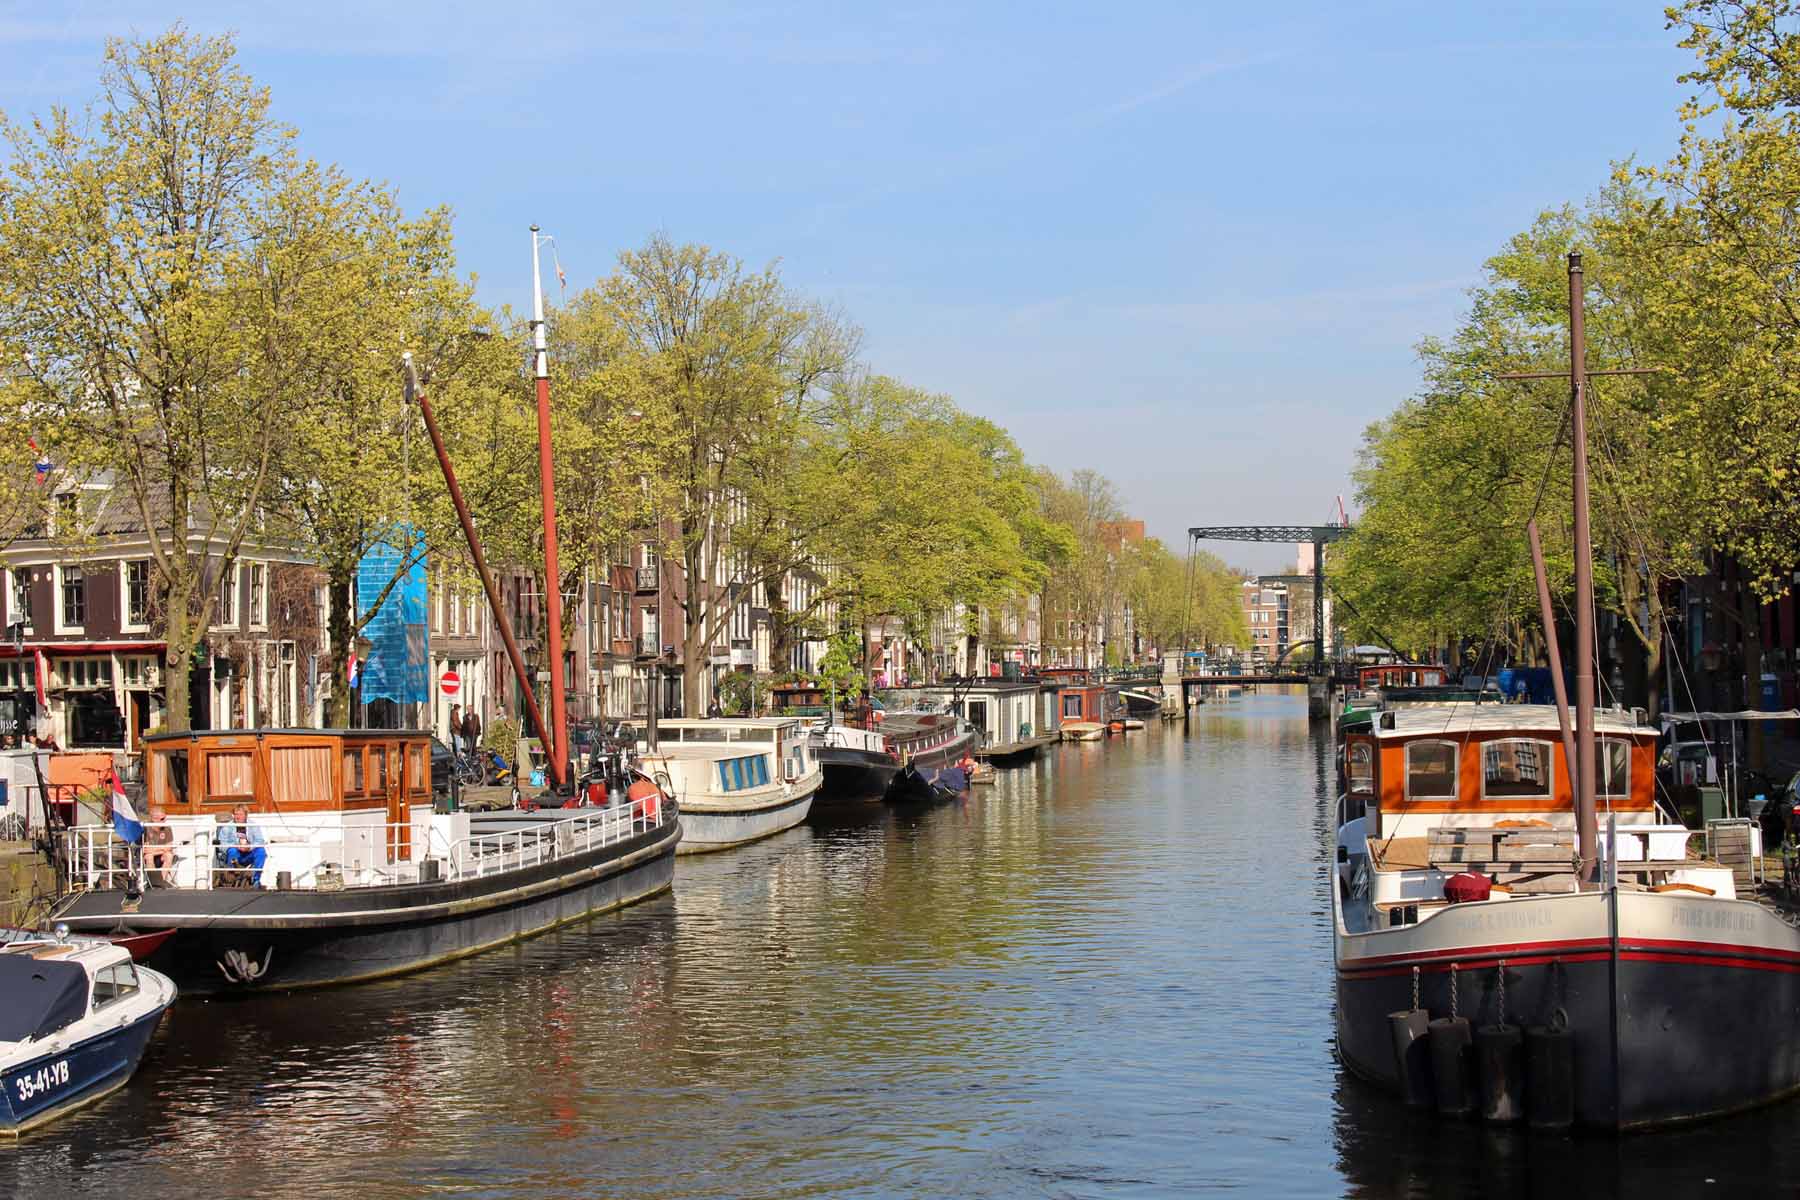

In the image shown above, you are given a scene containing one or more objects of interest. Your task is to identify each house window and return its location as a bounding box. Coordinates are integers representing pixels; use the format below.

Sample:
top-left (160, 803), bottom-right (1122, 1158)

top-left (1481, 738), bottom-right (1554, 800)
top-left (248, 563), bottom-right (266, 628)
top-left (8, 568), bottom-right (29, 629)
top-left (125, 560), bottom-right (151, 627)
top-left (60, 566), bottom-right (85, 629)
top-left (1599, 738), bottom-right (1631, 799)
top-left (216, 563), bottom-right (238, 627)
top-left (1403, 740), bottom-right (1459, 800)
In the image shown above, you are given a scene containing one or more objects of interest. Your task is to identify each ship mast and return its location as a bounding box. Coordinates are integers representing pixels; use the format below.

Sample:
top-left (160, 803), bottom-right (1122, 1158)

top-left (530, 226), bottom-right (570, 792)
top-left (1568, 253), bottom-right (1597, 882)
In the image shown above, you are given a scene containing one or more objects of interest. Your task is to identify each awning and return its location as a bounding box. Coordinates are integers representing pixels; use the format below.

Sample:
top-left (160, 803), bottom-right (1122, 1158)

top-left (1662, 710), bottom-right (1800, 723)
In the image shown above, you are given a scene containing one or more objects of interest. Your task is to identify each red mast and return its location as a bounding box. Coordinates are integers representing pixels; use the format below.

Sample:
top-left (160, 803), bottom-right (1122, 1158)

top-left (530, 226), bottom-right (570, 792)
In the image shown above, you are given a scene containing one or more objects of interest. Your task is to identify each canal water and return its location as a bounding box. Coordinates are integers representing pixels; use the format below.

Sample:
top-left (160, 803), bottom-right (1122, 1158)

top-left (9, 693), bottom-right (1800, 1197)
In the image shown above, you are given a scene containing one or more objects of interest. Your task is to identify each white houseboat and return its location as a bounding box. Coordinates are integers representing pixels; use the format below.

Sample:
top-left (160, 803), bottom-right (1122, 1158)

top-left (640, 718), bottom-right (822, 852)
top-left (919, 680), bottom-right (1056, 763)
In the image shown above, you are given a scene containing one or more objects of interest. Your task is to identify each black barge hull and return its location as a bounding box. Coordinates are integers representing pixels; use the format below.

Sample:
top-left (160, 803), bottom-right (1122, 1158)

top-left (816, 747), bottom-right (898, 802)
top-left (56, 814), bottom-right (680, 996)
top-left (1337, 923), bottom-right (1800, 1129)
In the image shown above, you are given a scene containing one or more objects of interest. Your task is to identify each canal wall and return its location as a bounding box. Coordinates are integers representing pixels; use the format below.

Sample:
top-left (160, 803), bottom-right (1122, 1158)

top-left (0, 840), bottom-right (56, 926)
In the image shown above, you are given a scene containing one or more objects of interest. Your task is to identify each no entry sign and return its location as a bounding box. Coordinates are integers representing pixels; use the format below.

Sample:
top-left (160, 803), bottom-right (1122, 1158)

top-left (441, 669), bottom-right (461, 696)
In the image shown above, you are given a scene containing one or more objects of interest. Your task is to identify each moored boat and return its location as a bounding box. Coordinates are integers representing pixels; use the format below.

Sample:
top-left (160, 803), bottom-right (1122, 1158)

top-left (808, 710), bottom-right (977, 804)
top-left (52, 728), bottom-right (680, 995)
top-left (1331, 700), bottom-right (1800, 1129)
top-left (1062, 722), bottom-right (1105, 742)
top-left (2, 933), bottom-right (175, 1134)
top-left (887, 762), bottom-right (969, 804)
top-left (639, 718), bottom-right (821, 852)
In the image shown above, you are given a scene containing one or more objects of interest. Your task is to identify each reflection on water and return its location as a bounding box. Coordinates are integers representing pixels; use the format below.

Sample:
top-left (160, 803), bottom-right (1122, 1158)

top-left (8, 691), bottom-right (1798, 1198)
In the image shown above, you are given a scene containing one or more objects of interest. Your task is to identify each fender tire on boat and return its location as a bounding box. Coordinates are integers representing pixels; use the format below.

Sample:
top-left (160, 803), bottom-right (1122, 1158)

top-left (1387, 1008), bottom-right (1433, 1108)
top-left (1428, 1016), bottom-right (1474, 1118)
top-left (1524, 1023), bottom-right (1575, 1131)
top-left (1476, 1023), bottom-right (1524, 1123)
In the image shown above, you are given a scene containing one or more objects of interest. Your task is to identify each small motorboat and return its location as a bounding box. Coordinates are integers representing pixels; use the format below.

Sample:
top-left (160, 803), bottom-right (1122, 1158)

top-left (1121, 717), bottom-right (1146, 731)
top-left (887, 763), bottom-right (968, 804)
top-left (969, 763), bottom-right (998, 785)
top-left (1062, 722), bottom-right (1105, 742)
top-left (1, 931), bottom-right (176, 1134)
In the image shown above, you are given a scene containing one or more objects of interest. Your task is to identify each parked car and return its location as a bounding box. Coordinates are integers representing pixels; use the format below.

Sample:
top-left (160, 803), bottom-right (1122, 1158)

top-left (430, 736), bottom-right (455, 796)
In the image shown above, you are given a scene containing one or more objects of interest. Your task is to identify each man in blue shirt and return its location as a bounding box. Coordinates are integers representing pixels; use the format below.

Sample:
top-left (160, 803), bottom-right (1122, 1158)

top-left (215, 806), bottom-right (267, 886)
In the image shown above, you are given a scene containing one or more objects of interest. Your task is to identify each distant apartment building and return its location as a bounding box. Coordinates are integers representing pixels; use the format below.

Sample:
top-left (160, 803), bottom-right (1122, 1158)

top-left (1242, 580), bottom-right (1290, 665)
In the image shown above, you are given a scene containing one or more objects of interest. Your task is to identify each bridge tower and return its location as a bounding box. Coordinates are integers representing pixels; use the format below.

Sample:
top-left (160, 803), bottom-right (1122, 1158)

top-left (1187, 524), bottom-right (1353, 718)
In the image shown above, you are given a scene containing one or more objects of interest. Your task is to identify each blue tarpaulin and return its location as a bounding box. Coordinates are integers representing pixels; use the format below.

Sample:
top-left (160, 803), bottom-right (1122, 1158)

top-left (357, 528), bottom-right (428, 705)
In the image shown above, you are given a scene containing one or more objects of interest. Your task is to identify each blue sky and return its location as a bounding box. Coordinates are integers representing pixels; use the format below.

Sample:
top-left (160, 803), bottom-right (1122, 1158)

top-left (0, 2), bottom-right (1694, 570)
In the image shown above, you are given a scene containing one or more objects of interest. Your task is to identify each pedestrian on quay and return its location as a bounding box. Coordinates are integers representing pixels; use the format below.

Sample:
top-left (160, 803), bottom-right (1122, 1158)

top-left (462, 707), bottom-right (482, 755)
top-left (448, 703), bottom-right (463, 753)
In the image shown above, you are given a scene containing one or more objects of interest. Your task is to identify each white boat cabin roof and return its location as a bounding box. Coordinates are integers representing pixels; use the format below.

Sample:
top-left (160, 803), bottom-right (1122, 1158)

top-left (643, 744), bottom-right (772, 762)
top-left (1371, 704), bottom-right (1651, 741)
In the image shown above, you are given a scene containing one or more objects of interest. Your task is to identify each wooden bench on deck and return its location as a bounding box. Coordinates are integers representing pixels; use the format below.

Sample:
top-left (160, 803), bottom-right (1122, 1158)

top-left (1425, 827), bottom-right (1580, 894)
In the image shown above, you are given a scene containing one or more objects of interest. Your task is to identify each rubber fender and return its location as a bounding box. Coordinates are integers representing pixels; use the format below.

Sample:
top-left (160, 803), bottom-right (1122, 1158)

top-left (1428, 1016), bottom-right (1475, 1118)
top-left (1524, 1023), bottom-right (1575, 1131)
top-left (1388, 1009), bottom-right (1433, 1108)
top-left (1476, 1023), bottom-right (1524, 1123)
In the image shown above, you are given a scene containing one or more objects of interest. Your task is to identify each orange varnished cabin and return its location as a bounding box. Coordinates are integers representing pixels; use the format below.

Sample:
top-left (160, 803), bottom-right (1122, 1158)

top-left (1341, 706), bottom-right (1656, 840)
top-left (142, 729), bottom-right (434, 858)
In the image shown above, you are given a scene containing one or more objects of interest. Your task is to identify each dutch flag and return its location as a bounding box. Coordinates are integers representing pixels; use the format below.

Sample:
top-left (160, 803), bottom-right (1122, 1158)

top-left (109, 770), bottom-right (143, 844)
top-left (347, 654), bottom-right (360, 688)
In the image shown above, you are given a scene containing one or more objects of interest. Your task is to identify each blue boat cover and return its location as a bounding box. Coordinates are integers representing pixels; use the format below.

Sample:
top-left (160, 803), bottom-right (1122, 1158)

top-left (0, 956), bottom-right (88, 1042)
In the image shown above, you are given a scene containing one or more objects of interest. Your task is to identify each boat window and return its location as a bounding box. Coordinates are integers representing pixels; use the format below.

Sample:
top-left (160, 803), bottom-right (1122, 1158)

top-left (1062, 694), bottom-right (1082, 718)
top-left (153, 749), bottom-right (191, 807)
top-left (270, 745), bottom-right (332, 806)
top-left (1347, 742), bottom-right (1374, 795)
top-left (205, 751), bottom-right (254, 803)
top-left (1481, 739), bottom-right (1555, 800)
top-left (1599, 738), bottom-right (1631, 798)
top-left (370, 746), bottom-right (389, 792)
top-left (343, 748), bottom-right (365, 795)
top-left (687, 727), bottom-right (730, 743)
top-left (1404, 741), bottom-right (1459, 800)
top-left (91, 962), bottom-right (140, 1009)
top-left (407, 745), bottom-right (427, 791)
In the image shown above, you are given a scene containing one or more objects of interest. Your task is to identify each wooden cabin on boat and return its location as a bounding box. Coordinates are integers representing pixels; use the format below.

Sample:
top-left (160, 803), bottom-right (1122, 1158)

top-left (1056, 682), bottom-right (1111, 728)
top-left (1356, 663), bottom-right (1449, 691)
top-left (918, 681), bottom-right (1049, 759)
top-left (137, 728), bottom-right (443, 888)
top-left (1343, 706), bottom-right (1657, 843)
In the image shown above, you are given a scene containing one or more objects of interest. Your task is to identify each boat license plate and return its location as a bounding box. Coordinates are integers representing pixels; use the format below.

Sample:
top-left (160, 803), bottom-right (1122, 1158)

top-left (13, 1059), bottom-right (71, 1104)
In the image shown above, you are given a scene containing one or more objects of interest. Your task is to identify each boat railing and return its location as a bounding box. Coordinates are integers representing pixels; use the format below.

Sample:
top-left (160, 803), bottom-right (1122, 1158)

top-left (446, 802), bottom-right (669, 879)
top-left (61, 801), bottom-right (674, 894)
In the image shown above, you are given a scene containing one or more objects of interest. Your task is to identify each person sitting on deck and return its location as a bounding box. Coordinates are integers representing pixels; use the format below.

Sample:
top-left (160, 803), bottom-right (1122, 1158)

top-left (214, 806), bottom-right (267, 886)
top-left (143, 805), bottom-right (175, 887)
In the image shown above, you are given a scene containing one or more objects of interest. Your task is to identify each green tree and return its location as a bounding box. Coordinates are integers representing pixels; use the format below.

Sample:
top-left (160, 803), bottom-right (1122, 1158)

top-left (0, 28), bottom-right (363, 729)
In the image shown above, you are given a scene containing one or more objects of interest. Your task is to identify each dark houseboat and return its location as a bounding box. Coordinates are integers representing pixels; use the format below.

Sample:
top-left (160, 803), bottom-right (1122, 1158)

top-left (52, 728), bottom-right (680, 994)
top-left (802, 705), bottom-right (977, 804)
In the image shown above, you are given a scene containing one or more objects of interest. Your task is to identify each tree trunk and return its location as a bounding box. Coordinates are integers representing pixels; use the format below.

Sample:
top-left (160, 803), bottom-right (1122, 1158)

top-left (162, 590), bottom-right (193, 733)
top-left (1740, 562), bottom-right (1767, 771)
top-left (326, 575), bottom-right (355, 728)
